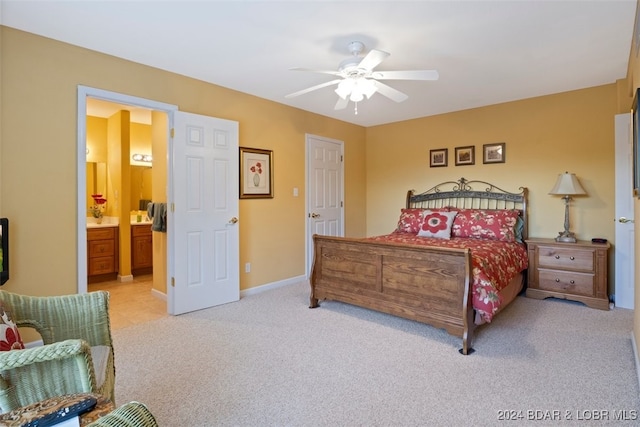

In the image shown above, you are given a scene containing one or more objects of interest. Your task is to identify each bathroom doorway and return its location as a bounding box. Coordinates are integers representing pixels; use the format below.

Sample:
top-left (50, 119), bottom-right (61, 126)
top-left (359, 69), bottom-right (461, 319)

top-left (78, 87), bottom-right (176, 323)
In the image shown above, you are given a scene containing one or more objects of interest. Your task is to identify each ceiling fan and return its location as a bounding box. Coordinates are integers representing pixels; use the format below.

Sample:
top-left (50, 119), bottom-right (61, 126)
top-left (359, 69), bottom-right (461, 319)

top-left (285, 41), bottom-right (439, 113)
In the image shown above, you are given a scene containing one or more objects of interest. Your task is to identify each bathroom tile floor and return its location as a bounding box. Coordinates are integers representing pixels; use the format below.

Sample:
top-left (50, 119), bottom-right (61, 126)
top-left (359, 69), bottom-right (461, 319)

top-left (89, 274), bottom-right (168, 330)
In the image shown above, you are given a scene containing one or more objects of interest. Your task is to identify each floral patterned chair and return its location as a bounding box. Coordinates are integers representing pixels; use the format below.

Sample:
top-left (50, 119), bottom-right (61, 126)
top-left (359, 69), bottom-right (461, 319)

top-left (0, 289), bottom-right (115, 413)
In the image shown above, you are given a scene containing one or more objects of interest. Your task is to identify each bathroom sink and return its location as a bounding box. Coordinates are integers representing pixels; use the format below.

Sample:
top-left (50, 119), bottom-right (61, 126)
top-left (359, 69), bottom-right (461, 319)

top-left (86, 222), bottom-right (118, 229)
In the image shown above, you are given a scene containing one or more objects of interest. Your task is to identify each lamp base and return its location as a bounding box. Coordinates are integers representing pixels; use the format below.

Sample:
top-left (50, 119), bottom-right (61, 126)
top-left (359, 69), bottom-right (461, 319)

top-left (555, 231), bottom-right (577, 243)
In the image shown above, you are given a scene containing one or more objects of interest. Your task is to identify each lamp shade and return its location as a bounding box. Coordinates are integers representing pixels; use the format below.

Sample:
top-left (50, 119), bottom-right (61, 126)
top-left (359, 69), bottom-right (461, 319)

top-left (548, 172), bottom-right (587, 196)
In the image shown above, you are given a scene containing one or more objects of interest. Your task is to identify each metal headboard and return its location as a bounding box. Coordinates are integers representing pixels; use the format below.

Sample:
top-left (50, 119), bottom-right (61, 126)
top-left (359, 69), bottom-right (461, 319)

top-left (406, 177), bottom-right (528, 239)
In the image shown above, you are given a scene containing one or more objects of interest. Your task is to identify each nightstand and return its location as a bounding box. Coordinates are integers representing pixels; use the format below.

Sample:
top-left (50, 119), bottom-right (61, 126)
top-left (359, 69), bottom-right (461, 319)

top-left (525, 238), bottom-right (610, 310)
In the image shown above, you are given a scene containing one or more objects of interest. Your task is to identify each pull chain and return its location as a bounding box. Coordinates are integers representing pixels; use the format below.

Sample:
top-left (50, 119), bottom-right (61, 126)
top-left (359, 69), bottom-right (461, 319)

top-left (354, 101), bottom-right (358, 115)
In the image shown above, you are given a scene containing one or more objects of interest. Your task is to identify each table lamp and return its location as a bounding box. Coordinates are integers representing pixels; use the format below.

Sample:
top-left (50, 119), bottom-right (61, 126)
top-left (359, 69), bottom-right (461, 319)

top-left (548, 172), bottom-right (587, 243)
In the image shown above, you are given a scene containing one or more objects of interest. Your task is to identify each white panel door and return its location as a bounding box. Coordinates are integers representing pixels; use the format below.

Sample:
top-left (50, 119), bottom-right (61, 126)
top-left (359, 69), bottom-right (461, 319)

top-left (614, 113), bottom-right (634, 309)
top-left (306, 135), bottom-right (344, 275)
top-left (171, 111), bottom-right (239, 315)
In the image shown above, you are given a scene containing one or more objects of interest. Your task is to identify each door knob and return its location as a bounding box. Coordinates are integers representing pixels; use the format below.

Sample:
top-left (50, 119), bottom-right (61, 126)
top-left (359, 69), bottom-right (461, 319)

top-left (229, 217), bottom-right (239, 224)
top-left (619, 217), bottom-right (635, 223)
top-left (310, 213), bottom-right (320, 218)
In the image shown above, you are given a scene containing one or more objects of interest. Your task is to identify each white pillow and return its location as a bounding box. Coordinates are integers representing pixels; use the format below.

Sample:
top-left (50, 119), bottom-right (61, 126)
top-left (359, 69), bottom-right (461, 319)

top-left (417, 210), bottom-right (458, 239)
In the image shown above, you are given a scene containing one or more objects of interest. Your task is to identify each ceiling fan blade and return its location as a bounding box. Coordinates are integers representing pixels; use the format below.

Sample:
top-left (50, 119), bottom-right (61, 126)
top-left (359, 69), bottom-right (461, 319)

top-left (357, 49), bottom-right (390, 71)
top-left (334, 96), bottom-right (349, 110)
top-left (285, 79), bottom-right (343, 98)
top-left (373, 70), bottom-right (439, 81)
top-left (373, 81), bottom-right (409, 103)
top-left (289, 67), bottom-right (342, 77)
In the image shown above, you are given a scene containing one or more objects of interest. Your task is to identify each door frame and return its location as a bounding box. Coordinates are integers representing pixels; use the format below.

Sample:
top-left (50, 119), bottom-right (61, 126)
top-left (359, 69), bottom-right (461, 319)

top-left (305, 133), bottom-right (345, 277)
top-left (76, 86), bottom-right (178, 295)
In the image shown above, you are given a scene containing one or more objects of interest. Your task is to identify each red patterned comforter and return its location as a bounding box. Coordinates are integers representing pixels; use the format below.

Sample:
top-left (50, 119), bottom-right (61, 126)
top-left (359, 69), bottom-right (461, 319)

top-left (367, 232), bottom-right (528, 323)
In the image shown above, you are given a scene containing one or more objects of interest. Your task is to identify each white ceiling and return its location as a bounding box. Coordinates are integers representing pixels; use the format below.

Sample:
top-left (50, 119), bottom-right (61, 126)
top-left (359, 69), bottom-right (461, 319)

top-left (1, 1), bottom-right (637, 127)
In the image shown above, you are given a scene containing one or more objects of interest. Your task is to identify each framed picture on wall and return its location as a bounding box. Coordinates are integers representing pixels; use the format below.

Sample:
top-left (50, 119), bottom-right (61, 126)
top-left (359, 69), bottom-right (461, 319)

top-left (429, 148), bottom-right (448, 167)
top-left (240, 147), bottom-right (274, 199)
top-left (482, 143), bottom-right (506, 164)
top-left (454, 146), bottom-right (475, 166)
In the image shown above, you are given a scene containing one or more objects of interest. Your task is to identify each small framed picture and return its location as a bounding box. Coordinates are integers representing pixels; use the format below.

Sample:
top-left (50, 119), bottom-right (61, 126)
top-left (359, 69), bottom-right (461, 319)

top-left (240, 147), bottom-right (274, 199)
top-left (429, 148), bottom-right (448, 167)
top-left (455, 146), bottom-right (475, 166)
top-left (483, 143), bottom-right (506, 164)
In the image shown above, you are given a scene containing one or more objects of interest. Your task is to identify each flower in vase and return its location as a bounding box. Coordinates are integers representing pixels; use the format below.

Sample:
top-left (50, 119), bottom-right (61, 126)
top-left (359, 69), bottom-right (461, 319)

top-left (89, 194), bottom-right (107, 218)
top-left (250, 162), bottom-right (263, 187)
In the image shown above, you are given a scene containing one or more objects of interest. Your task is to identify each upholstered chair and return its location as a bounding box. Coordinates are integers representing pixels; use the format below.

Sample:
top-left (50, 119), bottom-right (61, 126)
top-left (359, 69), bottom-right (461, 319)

top-left (0, 290), bottom-right (115, 412)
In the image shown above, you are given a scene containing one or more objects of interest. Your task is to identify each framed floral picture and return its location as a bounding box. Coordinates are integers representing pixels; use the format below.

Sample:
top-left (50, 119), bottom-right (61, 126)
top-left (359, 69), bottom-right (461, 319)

top-left (454, 146), bottom-right (475, 166)
top-left (482, 142), bottom-right (506, 164)
top-left (240, 147), bottom-right (273, 199)
top-left (429, 148), bottom-right (448, 167)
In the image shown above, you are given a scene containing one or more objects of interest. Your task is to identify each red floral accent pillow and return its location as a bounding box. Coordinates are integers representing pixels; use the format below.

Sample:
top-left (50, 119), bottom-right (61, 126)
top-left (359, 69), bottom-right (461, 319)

top-left (0, 300), bottom-right (25, 351)
top-left (451, 209), bottom-right (520, 242)
top-left (396, 207), bottom-right (450, 234)
top-left (417, 210), bottom-right (458, 239)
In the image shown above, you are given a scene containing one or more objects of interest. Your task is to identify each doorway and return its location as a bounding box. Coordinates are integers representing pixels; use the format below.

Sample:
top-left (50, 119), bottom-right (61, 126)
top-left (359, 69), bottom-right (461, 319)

top-left (77, 86), bottom-right (178, 322)
top-left (78, 86), bottom-right (241, 317)
top-left (305, 134), bottom-right (345, 276)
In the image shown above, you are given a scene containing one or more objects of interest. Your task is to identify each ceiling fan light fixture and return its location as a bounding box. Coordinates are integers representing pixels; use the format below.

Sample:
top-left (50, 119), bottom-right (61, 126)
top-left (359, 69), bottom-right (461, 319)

top-left (335, 79), bottom-right (354, 99)
top-left (359, 78), bottom-right (377, 99)
top-left (349, 90), bottom-right (364, 103)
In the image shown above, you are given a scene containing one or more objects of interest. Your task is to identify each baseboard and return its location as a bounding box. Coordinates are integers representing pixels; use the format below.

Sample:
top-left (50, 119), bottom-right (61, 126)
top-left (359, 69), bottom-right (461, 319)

top-left (151, 288), bottom-right (167, 301)
top-left (144, 275), bottom-right (306, 302)
top-left (632, 332), bottom-right (640, 393)
top-left (117, 274), bottom-right (134, 282)
top-left (240, 275), bottom-right (307, 298)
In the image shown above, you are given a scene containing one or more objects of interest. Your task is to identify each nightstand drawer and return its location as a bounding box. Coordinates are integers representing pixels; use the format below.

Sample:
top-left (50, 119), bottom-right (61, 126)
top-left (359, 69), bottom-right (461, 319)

top-left (537, 246), bottom-right (594, 272)
top-left (538, 269), bottom-right (594, 297)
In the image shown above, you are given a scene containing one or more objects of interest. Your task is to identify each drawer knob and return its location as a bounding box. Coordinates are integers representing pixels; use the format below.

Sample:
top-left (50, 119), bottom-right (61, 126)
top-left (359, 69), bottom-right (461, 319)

top-left (570, 256), bottom-right (575, 260)
top-left (555, 255), bottom-right (560, 259)
top-left (570, 280), bottom-right (575, 284)
top-left (555, 278), bottom-right (560, 282)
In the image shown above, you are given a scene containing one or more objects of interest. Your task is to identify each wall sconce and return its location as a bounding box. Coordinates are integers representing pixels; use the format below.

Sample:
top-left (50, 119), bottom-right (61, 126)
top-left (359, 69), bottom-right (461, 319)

top-left (548, 172), bottom-right (587, 243)
top-left (132, 154), bottom-right (153, 163)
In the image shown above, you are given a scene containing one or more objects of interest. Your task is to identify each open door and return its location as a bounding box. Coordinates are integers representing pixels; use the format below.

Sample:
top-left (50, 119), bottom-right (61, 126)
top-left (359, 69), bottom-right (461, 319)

top-left (614, 113), bottom-right (634, 309)
top-left (170, 111), bottom-right (240, 314)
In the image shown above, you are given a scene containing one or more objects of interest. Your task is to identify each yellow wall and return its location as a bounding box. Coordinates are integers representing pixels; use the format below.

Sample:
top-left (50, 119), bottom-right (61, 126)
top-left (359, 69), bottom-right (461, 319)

top-left (367, 85), bottom-right (617, 244)
top-left (151, 111), bottom-right (168, 294)
top-left (0, 25), bottom-right (632, 315)
top-left (0, 26), bottom-right (366, 296)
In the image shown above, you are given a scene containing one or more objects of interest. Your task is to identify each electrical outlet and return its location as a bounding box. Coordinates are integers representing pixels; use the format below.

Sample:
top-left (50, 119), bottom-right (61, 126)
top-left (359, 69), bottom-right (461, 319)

top-left (245, 263), bottom-right (251, 273)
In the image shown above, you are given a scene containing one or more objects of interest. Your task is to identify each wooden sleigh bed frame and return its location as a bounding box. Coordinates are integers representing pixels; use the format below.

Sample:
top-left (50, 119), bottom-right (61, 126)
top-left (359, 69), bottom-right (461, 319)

top-left (309, 177), bottom-right (528, 355)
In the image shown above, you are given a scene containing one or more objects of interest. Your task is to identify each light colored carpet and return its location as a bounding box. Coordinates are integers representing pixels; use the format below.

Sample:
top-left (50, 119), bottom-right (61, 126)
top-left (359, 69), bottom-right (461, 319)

top-left (112, 281), bottom-right (639, 426)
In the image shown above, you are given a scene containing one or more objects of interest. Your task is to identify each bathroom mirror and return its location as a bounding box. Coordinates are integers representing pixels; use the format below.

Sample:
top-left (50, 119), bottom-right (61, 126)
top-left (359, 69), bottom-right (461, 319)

top-left (86, 162), bottom-right (108, 212)
top-left (131, 165), bottom-right (153, 211)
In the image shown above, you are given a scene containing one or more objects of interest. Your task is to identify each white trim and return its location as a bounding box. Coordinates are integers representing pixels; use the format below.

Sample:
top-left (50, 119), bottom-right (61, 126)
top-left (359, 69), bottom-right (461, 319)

top-left (151, 288), bottom-right (167, 302)
top-left (632, 332), bottom-right (640, 392)
top-left (76, 86), bottom-right (178, 296)
top-left (117, 274), bottom-right (134, 282)
top-left (240, 275), bottom-right (307, 298)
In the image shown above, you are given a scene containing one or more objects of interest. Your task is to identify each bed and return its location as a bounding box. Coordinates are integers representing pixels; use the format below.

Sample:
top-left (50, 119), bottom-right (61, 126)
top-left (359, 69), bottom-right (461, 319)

top-left (309, 177), bottom-right (528, 354)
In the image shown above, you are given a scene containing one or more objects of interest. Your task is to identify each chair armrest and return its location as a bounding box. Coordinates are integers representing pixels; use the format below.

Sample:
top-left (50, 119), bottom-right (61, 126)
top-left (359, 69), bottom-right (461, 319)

top-left (0, 340), bottom-right (99, 412)
top-left (0, 339), bottom-right (93, 371)
top-left (0, 290), bottom-right (112, 347)
top-left (87, 401), bottom-right (159, 427)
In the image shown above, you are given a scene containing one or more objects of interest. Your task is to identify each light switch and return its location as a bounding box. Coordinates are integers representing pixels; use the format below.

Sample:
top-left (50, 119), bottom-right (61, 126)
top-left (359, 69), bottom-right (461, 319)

top-left (293, 187), bottom-right (299, 197)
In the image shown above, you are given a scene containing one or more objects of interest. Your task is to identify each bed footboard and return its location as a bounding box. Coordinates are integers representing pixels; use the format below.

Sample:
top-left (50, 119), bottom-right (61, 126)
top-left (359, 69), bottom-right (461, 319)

top-left (309, 234), bottom-right (475, 355)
